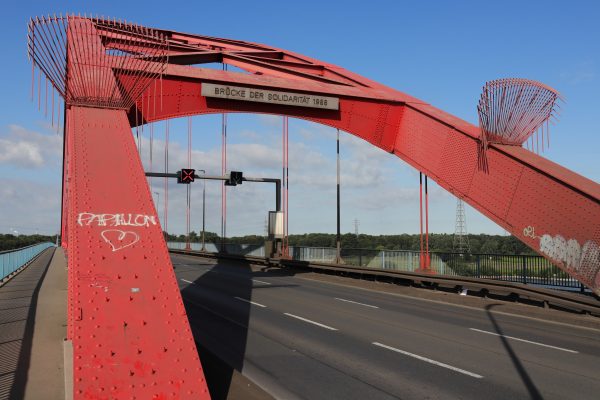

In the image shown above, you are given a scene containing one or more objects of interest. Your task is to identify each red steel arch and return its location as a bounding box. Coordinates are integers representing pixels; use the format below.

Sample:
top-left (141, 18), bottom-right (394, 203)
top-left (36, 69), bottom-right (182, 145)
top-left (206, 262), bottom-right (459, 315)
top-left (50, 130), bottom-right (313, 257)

top-left (28, 16), bottom-right (599, 400)
top-left (131, 27), bottom-right (599, 292)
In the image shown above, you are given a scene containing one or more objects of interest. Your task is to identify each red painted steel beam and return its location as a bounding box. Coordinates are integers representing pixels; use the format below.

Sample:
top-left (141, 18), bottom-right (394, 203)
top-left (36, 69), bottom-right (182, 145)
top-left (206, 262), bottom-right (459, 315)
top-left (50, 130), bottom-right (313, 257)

top-left (64, 106), bottom-right (209, 399)
top-left (35, 16), bottom-right (211, 399)
top-left (131, 62), bottom-right (600, 293)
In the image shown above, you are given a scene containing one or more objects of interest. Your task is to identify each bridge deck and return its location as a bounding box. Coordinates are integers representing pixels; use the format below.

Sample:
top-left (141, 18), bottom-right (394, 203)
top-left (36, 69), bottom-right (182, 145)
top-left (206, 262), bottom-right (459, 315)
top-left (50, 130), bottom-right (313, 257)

top-left (0, 248), bottom-right (272, 400)
top-left (173, 253), bottom-right (600, 400)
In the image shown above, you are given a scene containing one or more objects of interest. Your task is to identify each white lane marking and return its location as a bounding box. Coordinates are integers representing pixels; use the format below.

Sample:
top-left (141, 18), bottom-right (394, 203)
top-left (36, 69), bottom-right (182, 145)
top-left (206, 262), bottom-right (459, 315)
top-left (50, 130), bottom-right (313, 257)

top-left (234, 296), bottom-right (267, 308)
top-left (283, 313), bottom-right (338, 331)
top-left (181, 279), bottom-right (195, 284)
top-left (469, 328), bottom-right (579, 353)
top-left (335, 297), bottom-right (379, 309)
top-left (252, 279), bottom-right (271, 285)
top-left (372, 342), bottom-right (483, 379)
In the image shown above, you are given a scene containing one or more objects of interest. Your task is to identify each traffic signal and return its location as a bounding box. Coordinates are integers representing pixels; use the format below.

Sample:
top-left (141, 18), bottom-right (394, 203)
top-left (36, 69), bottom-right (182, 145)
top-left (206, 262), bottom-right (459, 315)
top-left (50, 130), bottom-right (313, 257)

top-left (225, 171), bottom-right (243, 186)
top-left (177, 169), bottom-right (195, 184)
top-left (231, 171), bottom-right (243, 185)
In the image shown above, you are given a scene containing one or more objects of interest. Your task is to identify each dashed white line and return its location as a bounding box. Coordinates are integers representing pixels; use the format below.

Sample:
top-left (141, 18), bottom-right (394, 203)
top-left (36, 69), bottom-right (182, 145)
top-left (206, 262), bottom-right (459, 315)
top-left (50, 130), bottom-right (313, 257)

top-left (335, 297), bottom-right (379, 309)
top-left (283, 313), bottom-right (338, 331)
top-left (469, 328), bottom-right (579, 353)
top-left (180, 279), bottom-right (195, 284)
top-left (372, 342), bottom-right (483, 379)
top-left (252, 279), bottom-right (271, 285)
top-left (234, 296), bottom-right (267, 308)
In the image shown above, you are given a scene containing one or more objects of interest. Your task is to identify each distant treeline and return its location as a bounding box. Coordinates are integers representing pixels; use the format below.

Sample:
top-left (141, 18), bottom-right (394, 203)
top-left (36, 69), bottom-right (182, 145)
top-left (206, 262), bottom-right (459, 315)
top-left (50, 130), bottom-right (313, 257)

top-left (166, 231), bottom-right (535, 255)
top-left (0, 234), bottom-right (56, 252)
top-left (0, 232), bottom-right (531, 255)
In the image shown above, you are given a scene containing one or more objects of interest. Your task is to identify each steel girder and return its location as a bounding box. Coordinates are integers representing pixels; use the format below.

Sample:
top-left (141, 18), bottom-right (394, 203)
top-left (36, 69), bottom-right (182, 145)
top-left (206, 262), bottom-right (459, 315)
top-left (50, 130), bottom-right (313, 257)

top-left (127, 27), bottom-right (599, 294)
top-left (49, 18), bottom-right (210, 399)
top-left (45, 16), bottom-right (599, 400)
top-left (64, 107), bottom-right (209, 399)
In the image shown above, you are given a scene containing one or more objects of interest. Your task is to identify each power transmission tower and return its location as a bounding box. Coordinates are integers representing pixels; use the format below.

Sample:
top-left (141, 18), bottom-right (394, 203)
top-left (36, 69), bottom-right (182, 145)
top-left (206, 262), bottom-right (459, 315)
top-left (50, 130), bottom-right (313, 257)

top-left (353, 219), bottom-right (359, 237)
top-left (453, 199), bottom-right (471, 254)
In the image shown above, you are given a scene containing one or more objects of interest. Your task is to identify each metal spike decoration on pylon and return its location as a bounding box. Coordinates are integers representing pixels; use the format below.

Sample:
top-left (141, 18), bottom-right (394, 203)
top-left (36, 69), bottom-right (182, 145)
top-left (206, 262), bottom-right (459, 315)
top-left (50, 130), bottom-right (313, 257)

top-left (27, 15), bottom-right (169, 110)
top-left (477, 78), bottom-right (562, 169)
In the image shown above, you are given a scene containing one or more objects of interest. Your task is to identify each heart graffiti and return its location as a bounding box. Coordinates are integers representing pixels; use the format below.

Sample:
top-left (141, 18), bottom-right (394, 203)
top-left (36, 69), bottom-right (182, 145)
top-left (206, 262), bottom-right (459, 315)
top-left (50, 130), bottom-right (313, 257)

top-left (100, 229), bottom-right (140, 252)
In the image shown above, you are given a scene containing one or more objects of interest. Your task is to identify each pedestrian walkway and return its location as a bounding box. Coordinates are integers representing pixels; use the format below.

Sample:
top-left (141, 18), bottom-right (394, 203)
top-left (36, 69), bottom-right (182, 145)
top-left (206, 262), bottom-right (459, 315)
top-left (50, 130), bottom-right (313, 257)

top-left (0, 247), bottom-right (66, 400)
top-left (0, 247), bottom-right (273, 400)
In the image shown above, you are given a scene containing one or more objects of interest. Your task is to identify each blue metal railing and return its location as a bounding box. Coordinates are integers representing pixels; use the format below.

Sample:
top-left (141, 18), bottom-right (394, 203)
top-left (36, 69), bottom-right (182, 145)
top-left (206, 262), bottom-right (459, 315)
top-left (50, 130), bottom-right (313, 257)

top-left (0, 242), bottom-right (55, 281)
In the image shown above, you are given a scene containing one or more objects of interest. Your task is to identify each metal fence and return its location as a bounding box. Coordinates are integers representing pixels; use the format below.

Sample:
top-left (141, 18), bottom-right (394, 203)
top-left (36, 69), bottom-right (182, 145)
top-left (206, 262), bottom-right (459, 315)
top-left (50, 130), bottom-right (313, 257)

top-left (0, 242), bottom-right (55, 281)
top-left (439, 252), bottom-right (583, 290)
top-left (167, 242), bottom-right (585, 291)
top-left (167, 242), bottom-right (265, 257)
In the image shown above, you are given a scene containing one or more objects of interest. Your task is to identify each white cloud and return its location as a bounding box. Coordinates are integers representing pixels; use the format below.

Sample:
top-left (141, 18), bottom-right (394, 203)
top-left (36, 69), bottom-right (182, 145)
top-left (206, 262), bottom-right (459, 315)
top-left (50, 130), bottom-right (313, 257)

top-left (257, 114), bottom-right (283, 127)
top-left (0, 124), bottom-right (62, 168)
top-left (136, 123), bottom-right (465, 236)
top-left (0, 179), bottom-right (61, 234)
top-left (0, 116), bottom-right (507, 238)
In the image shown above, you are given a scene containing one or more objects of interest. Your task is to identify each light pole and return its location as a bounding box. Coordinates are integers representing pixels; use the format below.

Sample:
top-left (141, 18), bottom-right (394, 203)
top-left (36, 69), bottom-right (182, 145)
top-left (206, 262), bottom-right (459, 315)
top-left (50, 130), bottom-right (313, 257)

top-left (153, 191), bottom-right (162, 238)
top-left (336, 128), bottom-right (342, 264)
top-left (153, 191), bottom-right (160, 213)
top-left (198, 170), bottom-right (206, 251)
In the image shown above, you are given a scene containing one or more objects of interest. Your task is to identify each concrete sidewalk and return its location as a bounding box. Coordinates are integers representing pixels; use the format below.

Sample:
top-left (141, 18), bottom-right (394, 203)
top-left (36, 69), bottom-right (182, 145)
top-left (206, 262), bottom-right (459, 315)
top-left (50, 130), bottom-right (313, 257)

top-left (0, 247), bottom-right (67, 400)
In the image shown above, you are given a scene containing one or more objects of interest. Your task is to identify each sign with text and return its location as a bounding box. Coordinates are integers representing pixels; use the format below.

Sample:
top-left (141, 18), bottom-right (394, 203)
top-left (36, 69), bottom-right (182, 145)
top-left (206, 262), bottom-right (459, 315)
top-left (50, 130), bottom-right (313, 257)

top-left (202, 83), bottom-right (339, 110)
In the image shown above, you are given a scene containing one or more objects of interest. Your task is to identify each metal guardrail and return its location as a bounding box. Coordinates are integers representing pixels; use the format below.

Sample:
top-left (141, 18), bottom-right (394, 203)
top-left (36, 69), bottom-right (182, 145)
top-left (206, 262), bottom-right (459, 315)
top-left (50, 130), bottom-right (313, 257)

top-left (0, 242), bottom-right (55, 281)
top-left (169, 248), bottom-right (600, 317)
top-left (167, 242), bottom-right (585, 291)
top-left (341, 249), bottom-right (584, 291)
top-left (167, 242), bottom-right (265, 257)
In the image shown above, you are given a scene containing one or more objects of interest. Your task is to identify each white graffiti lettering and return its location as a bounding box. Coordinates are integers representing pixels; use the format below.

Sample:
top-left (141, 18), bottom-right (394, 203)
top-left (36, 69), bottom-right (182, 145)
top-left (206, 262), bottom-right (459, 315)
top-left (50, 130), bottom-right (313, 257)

top-left (565, 239), bottom-right (582, 271)
top-left (100, 229), bottom-right (140, 252)
top-left (523, 225), bottom-right (538, 239)
top-left (77, 212), bottom-right (157, 227)
top-left (539, 233), bottom-right (580, 269)
top-left (533, 227), bottom-right (600, 284)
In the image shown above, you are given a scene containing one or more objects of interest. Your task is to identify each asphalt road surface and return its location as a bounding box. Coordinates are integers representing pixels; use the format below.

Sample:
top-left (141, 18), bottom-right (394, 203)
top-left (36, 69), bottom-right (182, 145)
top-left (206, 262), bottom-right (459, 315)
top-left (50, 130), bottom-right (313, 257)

top-left (172, 254), bottom-right (600, 400)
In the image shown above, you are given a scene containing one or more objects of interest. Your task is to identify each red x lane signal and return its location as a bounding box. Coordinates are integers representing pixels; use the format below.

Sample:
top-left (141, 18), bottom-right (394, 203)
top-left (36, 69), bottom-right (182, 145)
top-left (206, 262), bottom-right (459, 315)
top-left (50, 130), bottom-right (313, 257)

top-left (177, 169), bottom-right (195, 184)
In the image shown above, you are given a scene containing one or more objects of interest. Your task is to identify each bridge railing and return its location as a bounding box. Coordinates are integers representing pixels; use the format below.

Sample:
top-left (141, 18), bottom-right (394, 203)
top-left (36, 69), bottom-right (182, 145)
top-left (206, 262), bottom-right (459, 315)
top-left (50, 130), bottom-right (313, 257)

top-left (167, 241), bottom-right (266, 257)
top-left (0, 242), bottom-right (55, 282)
top-left (167, 242), bottom-right (585, 291)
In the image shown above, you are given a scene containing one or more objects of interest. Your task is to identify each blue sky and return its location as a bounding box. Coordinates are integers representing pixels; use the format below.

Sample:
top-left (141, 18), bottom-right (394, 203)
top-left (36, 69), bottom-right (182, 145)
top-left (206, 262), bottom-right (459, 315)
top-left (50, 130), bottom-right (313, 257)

top-left (0, 1), bottom-right (598, 237)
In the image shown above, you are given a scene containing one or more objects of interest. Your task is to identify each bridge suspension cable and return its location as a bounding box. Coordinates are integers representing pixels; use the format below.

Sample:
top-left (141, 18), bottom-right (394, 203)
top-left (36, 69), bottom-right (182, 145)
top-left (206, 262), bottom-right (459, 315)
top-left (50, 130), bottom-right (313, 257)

top-left (282, 116), bottom-right (289, 257)
top-left (164, 120), bottom-right (169, 241)
top-left (221, 64), bottom-right (228, 251)
top-left (419, 173), bottom-right (431, 271)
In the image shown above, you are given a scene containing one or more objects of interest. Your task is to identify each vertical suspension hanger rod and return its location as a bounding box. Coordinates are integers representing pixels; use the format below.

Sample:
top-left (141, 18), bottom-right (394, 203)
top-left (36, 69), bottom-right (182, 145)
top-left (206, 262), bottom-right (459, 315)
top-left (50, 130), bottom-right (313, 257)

top-left (221, 63), bottom-right (228, 252)
top-left (419, 172), bottom-right (424, 269)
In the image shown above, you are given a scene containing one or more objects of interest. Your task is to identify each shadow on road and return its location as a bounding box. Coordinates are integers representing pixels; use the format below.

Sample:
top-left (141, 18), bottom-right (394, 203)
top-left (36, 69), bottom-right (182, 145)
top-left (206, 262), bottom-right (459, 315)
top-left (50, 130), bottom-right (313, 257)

top-left (485, 304), bottom-right (543, 400)
top-left (179, 257), bottom-right (297, 400)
